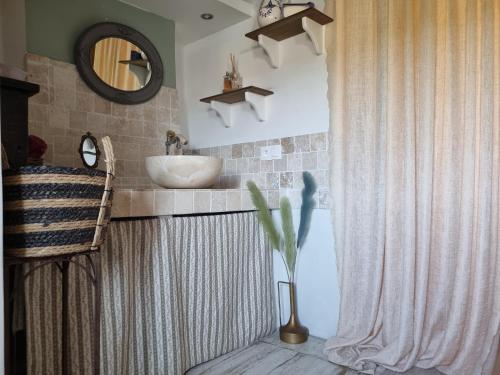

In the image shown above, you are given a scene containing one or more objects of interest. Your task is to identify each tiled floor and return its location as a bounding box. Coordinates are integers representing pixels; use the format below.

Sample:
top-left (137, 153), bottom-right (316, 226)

top-left (187, 333), bottom-right (444, 375)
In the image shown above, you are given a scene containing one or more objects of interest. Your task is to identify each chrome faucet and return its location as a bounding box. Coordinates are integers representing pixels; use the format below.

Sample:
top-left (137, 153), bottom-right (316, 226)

top-left (165, 130), bottom-right (188, 155)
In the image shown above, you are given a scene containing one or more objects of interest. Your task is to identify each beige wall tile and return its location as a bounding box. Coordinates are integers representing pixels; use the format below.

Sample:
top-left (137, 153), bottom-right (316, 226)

top-left (267, 190), bottom-right (280, 209)
top-left (310, 133), bottom-right (326, 151)
top-left (154, 191), bottom-right (174, 215)
top-left (87, 112), bottom-right (108, 133)
top-left (273, 158), bottom-right (287, 172)
top-left (248, 158), bottom-right (260, 173)
top-left (287, 154), bottom-right (302, 171)
top-left (302, 152), bottom-right (318, 170)
top-left (94, 96), bottom-right (111, 114)
top-left (170, 109), bottom-right (179, 125)
top-left (317, 151), bottom-right (329, 170)
top-left (260, 159), bottom-right (273, 172)
top-left (237, 158), bottom-right (249, 174)
top-left (225, 159), bottom-right (237, 175)
top-left (311, 170), bottom-right (327, 188)
top-left (27, 54), bottom-right (181, 190)
top-left (211, 191), bottom-right (227, 212)
top-left (130, 190), bottom-right (155, 216)
top-left (111, 190), bottom-right (131, 218)
top-left (209, 147), bottom-right (220, 157)
top-left (111, 103), bottom-right (128, 117)
top-left (194, 191), bottom-right (211, 212)
top-left (69, 110), bottom-right (86, 129)
top-left (157, 106), bottom-right (170, 123)
top-left (294, 135), bottom-right (310, 152)
top-left (241, 189), bottom-right (254, 210)
top-left (53, 87), bottom-right (76, 109)
top-left (266, 173), bottom-right (279, 189)
top-left (227, 191), bottom-right (241, 211)
top-left (220, 145), bottom-right (232, 158)
top-left (293, 172), bottom-right (305, 189)
top-left (281, 137), bottom-right (295, 154)
top-left (143, 105), bottom-right (157, 122)
top-left (54, 135), bottom-right (75, 155)
top-left (242, 143), bottom-right (254, 157)
top-left (318, 189), bottom-right (329, 209)
top-left (175, 190), bottom-right (194, 214)
top-left (75, 91), bottom-right (94, 112)
top-left (28, 103), bottom-right (48, 123)
top-left (280, 172), bottom-right (293, 188)
top-left (127, 104), bottom-right (144, 120)
top-left (232, 144), bottom-right (242, 158)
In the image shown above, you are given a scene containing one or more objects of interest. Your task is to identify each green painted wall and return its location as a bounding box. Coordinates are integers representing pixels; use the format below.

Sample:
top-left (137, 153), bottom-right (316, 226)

top-left (25, 0), bottom-right (175, 87)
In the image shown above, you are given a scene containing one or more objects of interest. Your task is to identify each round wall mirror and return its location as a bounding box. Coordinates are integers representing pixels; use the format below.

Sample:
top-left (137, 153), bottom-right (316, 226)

top-left (93, 37), bottom-right (152, 91)
top-left (79, 132), bottom-right (101, 169)
top-left (74, 22), bottom-right (163, 104)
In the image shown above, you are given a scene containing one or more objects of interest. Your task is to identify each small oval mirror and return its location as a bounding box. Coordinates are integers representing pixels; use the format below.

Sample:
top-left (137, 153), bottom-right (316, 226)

top-left (92, 37), bottom-right (152, 91)
top-left (79, 132), bottom-right (101, 169)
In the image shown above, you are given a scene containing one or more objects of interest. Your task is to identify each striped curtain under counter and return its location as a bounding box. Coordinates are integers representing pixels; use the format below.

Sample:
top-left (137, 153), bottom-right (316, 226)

top-left (23, 211), bottom-right (275, 374)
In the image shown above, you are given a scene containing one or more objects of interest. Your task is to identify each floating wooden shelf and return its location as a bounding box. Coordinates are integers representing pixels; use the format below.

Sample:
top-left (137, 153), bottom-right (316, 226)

top-left (119, 59), bottom-right (149, 68)
top-left (245, 8), bottom-right (333, 68)
top-left (200, 86), bottom-right (274, 128)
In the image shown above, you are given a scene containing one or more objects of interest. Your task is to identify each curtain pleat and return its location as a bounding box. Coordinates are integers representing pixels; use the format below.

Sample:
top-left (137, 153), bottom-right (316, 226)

top-left (325, 0), bottom-right (500, 374)
top-left (24, 212), bottom-right (275, 374)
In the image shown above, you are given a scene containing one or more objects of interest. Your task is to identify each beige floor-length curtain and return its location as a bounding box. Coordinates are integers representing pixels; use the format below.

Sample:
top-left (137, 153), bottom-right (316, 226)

top-left (325, 0), bottom-right (500, 374)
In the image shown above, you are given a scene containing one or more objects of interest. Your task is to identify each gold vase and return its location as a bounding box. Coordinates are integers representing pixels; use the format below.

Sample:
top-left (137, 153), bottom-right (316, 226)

top-left (279, 282), bottom-right (309, 344)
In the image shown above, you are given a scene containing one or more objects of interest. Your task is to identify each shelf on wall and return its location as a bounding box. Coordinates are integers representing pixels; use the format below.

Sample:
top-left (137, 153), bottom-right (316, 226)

top-left (245, 8), bottom-right (333, 68)
top-left (200, 86), bottom-right (274, 128)
top-left (119, 59), bottom-right (149, 68)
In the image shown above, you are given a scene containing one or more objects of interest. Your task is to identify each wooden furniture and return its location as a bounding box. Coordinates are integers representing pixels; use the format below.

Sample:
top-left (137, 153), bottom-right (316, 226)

top-left (0, 77), bottom-right (39, 168)
top-left (245, 8), bottom-right (334, 68)
top-left (200, 86), bottom-right (274, 127)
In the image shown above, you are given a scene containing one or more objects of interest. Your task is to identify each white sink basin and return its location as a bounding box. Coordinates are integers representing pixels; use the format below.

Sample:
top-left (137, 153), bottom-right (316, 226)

top-left (145, 155), bottom-right (223, 189)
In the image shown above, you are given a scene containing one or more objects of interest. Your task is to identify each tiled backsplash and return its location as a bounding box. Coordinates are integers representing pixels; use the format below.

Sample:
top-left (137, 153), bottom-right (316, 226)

top-left (26, 53), bottom-right (182, 189)
top-left (112, 188), bottom-right (276, 218)
top-left (25, 54), bottom-right (329, 210)
top-left (109, 132), bottom-right (331, 217)
top-left (190, 132), bottom-right (330, 209)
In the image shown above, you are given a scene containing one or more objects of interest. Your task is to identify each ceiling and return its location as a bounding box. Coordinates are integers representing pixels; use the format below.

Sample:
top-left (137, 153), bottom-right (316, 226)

top-left (119, 0), bottom-right (256, 45)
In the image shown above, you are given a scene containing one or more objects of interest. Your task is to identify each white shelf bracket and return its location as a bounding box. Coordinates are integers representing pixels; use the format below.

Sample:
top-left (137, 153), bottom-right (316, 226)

top-left (245, 91), bottom-right (268, 122)
top-left (258, 34), bottom-right (281, 68)
top-left (210, 101), bottom-right (233, 128)
top-left (302, 17), bottom-right (326, 55)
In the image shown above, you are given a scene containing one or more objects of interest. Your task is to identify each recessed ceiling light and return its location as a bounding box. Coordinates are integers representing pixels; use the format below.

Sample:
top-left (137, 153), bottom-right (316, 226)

top-left (201, 13), bottom-right (214, 20)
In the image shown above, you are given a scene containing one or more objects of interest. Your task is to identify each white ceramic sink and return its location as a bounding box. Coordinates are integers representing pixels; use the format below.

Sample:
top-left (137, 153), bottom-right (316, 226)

top-left (145, 155), bottom-right (223, 189)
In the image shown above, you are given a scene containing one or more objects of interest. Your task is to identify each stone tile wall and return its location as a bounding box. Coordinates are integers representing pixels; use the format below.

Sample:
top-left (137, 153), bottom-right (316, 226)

top-left (25, 53), bottom-right (182, 189)
top-left (191, 132), bottom-right (330, 209)
top-left (25, 54), bottom-right (329, 207)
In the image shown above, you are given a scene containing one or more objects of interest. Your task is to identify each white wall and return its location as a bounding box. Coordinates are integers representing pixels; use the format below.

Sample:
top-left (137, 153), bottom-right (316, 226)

top-left (178, 1), bottom-right (329, 148)
top-left (177, 2), bottom-right (338, 339)
top-left (272, 209), bottom-right (338, 339)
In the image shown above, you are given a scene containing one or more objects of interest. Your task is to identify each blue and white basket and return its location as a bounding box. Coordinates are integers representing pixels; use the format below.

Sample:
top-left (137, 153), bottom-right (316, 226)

top-left (3, 137), bottom-right (115, 258)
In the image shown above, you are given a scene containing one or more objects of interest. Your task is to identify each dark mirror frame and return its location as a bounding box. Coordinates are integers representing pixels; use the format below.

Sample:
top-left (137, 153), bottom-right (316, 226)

top-left (74, 22), bottom-right (163, 105)
top-left (78, 132), bottom-right (101, 169)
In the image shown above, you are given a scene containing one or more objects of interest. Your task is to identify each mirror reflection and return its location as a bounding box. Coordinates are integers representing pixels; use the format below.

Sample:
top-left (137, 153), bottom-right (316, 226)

top-left (92, 37), bottom-right (151, 91)
top-left (82, 138), bottom-right (97, 166)
top-left (79, 132), bottom-right (100, 168)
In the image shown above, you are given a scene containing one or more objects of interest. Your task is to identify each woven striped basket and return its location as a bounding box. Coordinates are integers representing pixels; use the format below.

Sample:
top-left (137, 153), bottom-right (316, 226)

top-left (3, 137), bottom-right (115, 258)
